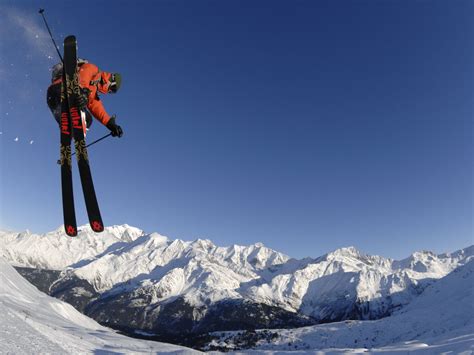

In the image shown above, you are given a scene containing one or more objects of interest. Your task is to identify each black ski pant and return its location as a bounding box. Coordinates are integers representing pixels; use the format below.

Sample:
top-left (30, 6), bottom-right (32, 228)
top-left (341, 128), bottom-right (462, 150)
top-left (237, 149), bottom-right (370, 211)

top-left (46, 82), bottom-right (93, 128)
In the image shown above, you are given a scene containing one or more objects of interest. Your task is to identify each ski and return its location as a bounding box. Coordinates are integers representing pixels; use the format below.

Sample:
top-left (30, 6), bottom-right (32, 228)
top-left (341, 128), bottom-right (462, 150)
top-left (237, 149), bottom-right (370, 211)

top-left (63, 35), bottom-right (104, 233)
top-left (59, 50), bottom-right (77, 237)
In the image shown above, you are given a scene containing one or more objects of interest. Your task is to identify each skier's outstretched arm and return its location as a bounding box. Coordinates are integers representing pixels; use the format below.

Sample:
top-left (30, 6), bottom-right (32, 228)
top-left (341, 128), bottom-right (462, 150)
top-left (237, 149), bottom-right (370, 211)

top-left (87, 96), bottom-right (111, 126)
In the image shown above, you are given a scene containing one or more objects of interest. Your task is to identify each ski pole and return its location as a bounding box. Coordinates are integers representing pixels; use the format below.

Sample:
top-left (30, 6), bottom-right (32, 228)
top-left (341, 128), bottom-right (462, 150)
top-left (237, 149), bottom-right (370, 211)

top-left (38, 9), bottom-right (63, 63)
top-left (78, 133), bottom-right (113, 152)
top-left (56, 133), bottom-right (113, 164)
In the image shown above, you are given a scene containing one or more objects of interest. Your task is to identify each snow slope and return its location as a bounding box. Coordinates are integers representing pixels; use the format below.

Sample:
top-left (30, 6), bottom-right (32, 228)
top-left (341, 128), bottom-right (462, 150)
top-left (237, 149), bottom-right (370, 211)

top-left (209, 260), bottom-right (474, 353)
top-left (0, 256), bottom-right (200, 354)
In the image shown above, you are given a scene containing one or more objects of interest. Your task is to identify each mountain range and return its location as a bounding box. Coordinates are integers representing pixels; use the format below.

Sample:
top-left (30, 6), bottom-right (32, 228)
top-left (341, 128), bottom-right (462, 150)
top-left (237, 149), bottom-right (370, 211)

top-left (1, 224), bottom-right (472, 349)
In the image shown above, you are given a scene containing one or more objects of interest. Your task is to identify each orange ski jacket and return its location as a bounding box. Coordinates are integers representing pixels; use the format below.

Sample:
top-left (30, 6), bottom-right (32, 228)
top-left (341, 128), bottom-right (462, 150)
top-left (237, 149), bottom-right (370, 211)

top-left (78, 63), bottom-right (114, 126)
top-left (51, 63), bottom-right (114, 126)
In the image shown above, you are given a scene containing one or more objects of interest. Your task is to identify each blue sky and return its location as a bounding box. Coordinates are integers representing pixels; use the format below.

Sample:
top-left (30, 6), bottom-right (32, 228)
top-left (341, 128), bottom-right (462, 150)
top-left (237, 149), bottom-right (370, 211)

top-left (0, 0), bottom-right (472, 259)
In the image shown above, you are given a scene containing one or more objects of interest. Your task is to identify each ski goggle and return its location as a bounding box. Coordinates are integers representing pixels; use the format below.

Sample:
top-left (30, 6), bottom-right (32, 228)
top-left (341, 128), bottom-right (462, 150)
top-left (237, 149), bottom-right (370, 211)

top-left (108, 74), bottom-right (118, 93)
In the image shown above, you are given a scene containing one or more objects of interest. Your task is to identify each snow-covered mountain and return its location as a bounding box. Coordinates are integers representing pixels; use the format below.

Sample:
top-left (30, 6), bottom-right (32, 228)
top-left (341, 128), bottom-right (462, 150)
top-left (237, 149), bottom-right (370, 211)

top-left (246, 244), bottom-right (473, 321)
top-left (0, 256), bottom-right (199, 354)
top-left (1, 225), bottom-right (472, 341)
top-left (208, 260), bottom-right (474, 353)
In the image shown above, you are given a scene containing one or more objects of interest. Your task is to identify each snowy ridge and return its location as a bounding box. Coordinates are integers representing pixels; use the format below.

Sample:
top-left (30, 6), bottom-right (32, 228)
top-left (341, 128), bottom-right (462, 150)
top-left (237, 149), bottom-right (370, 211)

top-left (240, 244), bottom-right (473, 321)
top-left (0, 256), bottom-right (199, 354)
top-left (0, 224), bottom-right (145, 269)
top-left (70, 231), bottom-right (290, 305)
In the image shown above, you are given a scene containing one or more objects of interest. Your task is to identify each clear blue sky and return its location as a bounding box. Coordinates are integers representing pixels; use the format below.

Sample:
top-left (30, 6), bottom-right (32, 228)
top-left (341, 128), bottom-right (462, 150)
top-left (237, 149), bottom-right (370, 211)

top-left (0, 0), bottom-right (472, 259)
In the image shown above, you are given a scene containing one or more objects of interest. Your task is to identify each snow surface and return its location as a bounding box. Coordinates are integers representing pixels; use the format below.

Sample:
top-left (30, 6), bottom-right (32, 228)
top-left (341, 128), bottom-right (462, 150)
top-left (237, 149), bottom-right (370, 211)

top-left (0, 256), bottom-right (200, 354)
top-left (210, 260), bottom-right (474, 354)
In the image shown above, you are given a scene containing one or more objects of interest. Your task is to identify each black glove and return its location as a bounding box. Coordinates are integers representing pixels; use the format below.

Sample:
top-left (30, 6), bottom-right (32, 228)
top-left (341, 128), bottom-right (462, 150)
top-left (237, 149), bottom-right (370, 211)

top-left (76, 88), bottom-right (90, 109)
top-left (106, 115), bottom-right (123, 137)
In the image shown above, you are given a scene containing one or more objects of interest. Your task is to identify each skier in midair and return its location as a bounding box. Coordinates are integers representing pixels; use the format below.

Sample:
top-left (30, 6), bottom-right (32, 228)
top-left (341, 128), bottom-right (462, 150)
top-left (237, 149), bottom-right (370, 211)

top-left (47, 60), bottom-right (123, 137)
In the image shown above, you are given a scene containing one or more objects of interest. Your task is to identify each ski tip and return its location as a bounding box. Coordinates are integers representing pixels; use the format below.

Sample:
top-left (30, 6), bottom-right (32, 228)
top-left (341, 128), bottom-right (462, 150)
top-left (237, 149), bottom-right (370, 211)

top-left (91, 220), bottom-right (104, 233)
top-left (65, 225), bottom-right (78, 237)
